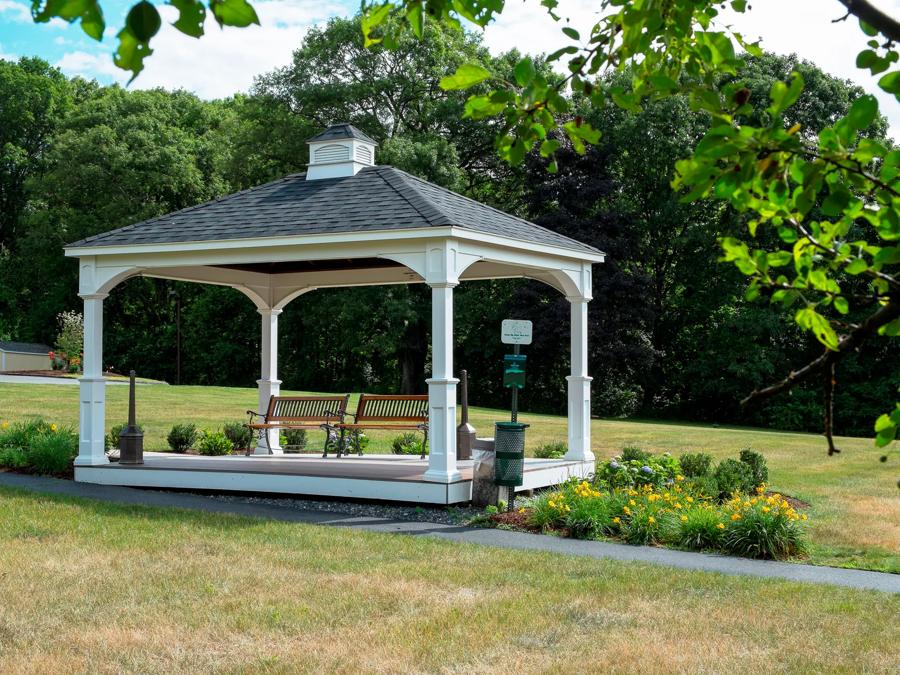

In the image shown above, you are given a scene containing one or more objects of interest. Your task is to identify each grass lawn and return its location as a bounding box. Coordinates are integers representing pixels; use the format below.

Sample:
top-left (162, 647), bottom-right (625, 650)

top-left (1, 382), bottom-right (897, 572)
top-left (0, 487), bottom-right (897, 674)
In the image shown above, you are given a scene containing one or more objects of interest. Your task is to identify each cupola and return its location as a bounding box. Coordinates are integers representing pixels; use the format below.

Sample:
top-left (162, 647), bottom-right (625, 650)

top-left (306, 123), bottom-right (378, 180)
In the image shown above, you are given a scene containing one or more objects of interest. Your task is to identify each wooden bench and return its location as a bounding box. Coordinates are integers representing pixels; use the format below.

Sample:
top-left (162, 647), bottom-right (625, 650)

top-left (338, 394), bottom-right (429, 458)
top-left (246, 394), bottom-right (351, 456)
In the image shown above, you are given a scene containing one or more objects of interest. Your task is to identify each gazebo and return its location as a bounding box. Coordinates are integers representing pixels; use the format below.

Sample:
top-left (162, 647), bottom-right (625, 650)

top-left (64, 124), bottom-right (604, 503)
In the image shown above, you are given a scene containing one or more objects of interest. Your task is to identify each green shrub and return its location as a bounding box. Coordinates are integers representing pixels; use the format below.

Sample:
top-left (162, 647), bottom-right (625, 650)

top-left (106, 423), bottom-right (143, 451)
top-left (686, 474), bottom-right (720, 500)
top-left (680, 452), bottom-right (713, 478)
top-left (713, 458), bottom-right (754, 500)
top-left (167, 423), bottom-right (198, 453)
top-left (0, 419), bottom-right (53, 449)
top-left (391, 432), bottom-right (423, 455)
top-left (597, 452), bottom-right (681, 489)
top-left (620, 446), bottom-right (651, 463)
top-left (676, 505), bottom-right (725, 550)
top-left (722, 503), bottom-right (807, 559)
top-left (564, 493), bottom-right (617, 538)
top-left (29, 428), bottom-right (78, 474)
top-left (528, 491), bottom-right (567, 530)
top-left (197, 429), bottom-right (232, 456)
top-left (282, 429), bottom-right (308, 452)
top-left (620, 508), bottom-right (672, 546)
top-left (0, 447), bottom-right (30, 469)
top-left (534, 441), bottom-right (567, 459)
top-left (739, 448), bottom-right (769, 489)
top-left (223, 422), bottom-right (253, 452)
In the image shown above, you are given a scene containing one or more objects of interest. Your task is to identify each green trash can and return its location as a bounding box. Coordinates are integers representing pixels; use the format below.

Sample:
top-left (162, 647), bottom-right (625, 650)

top-left (494, 421), bottom-right (528, 487)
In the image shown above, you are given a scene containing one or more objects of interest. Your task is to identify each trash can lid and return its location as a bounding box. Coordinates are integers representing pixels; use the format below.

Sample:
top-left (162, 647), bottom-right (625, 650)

top-left (495, 421), bottom-right (530, 430)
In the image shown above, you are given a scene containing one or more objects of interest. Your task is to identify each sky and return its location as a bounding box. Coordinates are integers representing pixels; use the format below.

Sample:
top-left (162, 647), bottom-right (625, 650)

top-left (1, 0), bottom-right (899, 131)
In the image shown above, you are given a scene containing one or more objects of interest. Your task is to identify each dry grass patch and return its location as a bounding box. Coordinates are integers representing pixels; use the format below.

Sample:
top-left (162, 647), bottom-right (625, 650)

top-left (0, 488), bottom-right (898, 674)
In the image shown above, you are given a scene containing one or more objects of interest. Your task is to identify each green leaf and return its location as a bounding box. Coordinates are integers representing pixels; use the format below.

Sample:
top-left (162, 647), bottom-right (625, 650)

top-left (210, 0), bottom-right (259, 27)
top-left (114, 25), bottom-right (152, 81)
top-left (406, 0), bottom-right (424, 39)
top-left (833, 296), bottom-right (849, 315)
top-left (860, 19), bottom-right (879, 36)
top-left (513, 57), bottom-right (535, 87)
top-left (126, 1), bottom-right (161, 42)
top-left (360, 2), bottom-right (390, 47)
top-left (877, 70), bottom-right (900, 96)
top-left (169, 0), bottom-right (205, 38)
top-left (878, 316), bottom-right (900, 336)
top-left (562, 26), bottom-right (579, 40)
top-left (440, 63), bottom-right (491, 90)
top-left (845, 258), bottom-right (869, 275)
top-left (767, 72), bottom-right (804, 115)
top-left (845, 94), bottom-right (878, 130)
top-left (33, 0), bottom-right (105, 40)
top-left (795, 307), bottom-right (839, 350)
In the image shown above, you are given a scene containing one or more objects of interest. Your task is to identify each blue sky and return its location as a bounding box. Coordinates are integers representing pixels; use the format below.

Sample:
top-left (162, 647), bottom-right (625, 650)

top-left (1, 0), bottom-right (899, 132)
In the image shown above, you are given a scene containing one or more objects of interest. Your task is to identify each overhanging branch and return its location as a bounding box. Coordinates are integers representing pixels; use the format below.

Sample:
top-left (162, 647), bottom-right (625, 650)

top-left (741, 299), bottom-right (900, 408)
top-left (836, 0), bottom-right (900, 42)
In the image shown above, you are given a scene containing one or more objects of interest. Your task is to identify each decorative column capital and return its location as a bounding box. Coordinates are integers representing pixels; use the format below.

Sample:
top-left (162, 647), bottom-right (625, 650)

top-left (566, 295), bottom-right (590, 304)
top-left (257, 307), bottom-right (284, 317)
top-left (78, 292), bottom-right (109, 301)
top-left (427, 281), bottom-right (459, 289)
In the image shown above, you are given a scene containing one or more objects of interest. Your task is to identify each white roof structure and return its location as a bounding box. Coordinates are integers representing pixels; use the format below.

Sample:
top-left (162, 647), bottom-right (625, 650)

top-left (65, 124), bottom-right (602, 495)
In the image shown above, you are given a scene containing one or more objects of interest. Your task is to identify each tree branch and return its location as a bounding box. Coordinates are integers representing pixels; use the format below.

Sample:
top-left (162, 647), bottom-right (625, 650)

top-left (741, 298), bottom-right (900, 408)
top-left (835, 0), bottom-right (900, 41)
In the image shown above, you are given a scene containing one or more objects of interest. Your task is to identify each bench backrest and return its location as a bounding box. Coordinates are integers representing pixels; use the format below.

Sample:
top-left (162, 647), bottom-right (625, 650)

top-left (355, 394), bottom-right (429, 423)
top-left (265, 395), bottom-right (350, 423)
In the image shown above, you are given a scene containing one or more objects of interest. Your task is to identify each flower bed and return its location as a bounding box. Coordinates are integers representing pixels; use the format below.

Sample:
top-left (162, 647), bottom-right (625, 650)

top-left (478, 448), bottom-right (809, 561)
top-left (0, 419), bottom-right (77, 477)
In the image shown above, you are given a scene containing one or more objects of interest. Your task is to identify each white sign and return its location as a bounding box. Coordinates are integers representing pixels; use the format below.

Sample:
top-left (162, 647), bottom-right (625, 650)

top-left (501, 319), bottom-right (533, 345)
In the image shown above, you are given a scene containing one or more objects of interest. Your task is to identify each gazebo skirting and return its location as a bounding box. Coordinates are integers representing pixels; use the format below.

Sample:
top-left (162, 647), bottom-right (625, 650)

top-left (74, 453), bottom-right (594, 505)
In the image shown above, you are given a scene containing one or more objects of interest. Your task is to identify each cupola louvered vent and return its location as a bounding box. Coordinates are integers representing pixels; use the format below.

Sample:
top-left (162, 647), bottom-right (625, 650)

top-left (306, 124), bottom-right (378, 180)
top-left (314, 144), bottom-right (350, 164)
top-left (355, 144), bottom-right (373, 164)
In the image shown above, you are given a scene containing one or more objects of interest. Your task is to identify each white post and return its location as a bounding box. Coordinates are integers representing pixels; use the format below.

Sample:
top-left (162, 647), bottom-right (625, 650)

top-left (424, 282), bottom-right (461, 483)
top-left (255, 308), bottom-right (283, 455)
top-left (565, 297), bottom-right (594, 461)
top-left (75, 293), bottom-right (109, 466)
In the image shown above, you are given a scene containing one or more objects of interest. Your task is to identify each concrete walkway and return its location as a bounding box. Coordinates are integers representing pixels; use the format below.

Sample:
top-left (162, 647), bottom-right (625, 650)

top-left (1, 472), bottom-right (897, 594)
top-left (0, 375), bottom-right (164, 386)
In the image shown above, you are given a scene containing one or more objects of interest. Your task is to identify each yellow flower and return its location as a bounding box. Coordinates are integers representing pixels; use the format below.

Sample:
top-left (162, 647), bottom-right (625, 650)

top-left (0, 421), bottom-right (8, 429)
top-left (716, 523), bottom-right (725, 530)
top-left (548, 500), bottom-right (556, 508)
top-left (629, 499), bottom-right (636, 507)
top-left (686, 496), bottom-right (693, 504)
top-left (755, 485), bottom-right (765, 494)
top-left (518, 507), bottom-right (526, 514)
top-left (50, 424), bottom-right (58, 432)
top-left (680, 515), bottom-right (688, 522)
top-left (801, 514), bottom-right (808, 521)
top-left (762, 506), bottom-right (770, 513)
top-left (674, 502), bottom-right (682, 509)
top-left (612, 517), bottom-right (621, 524)
top-left (730, 513), bottom-right (741, 521)
top-left (648, 516), bottom-right (656, 524)
top-left (675, 475), bottom-right (684, 482)
top-left (623, 506), bottom-right (631, 516)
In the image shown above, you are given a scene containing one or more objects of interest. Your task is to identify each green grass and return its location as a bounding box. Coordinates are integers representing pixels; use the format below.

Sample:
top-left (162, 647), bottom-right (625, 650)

top-left (0, 382), bottom-right (897, 572)
top-left (0, 487), bottom-right (897, 673)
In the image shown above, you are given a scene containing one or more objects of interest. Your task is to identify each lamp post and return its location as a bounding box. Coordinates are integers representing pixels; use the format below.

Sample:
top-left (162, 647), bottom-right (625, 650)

top-left (169, 288), bottom-right (181, 385)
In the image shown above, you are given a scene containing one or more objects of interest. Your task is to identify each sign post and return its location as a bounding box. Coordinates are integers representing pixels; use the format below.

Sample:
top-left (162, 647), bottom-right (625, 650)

top-left (496, 320), bottom-right (533, 511)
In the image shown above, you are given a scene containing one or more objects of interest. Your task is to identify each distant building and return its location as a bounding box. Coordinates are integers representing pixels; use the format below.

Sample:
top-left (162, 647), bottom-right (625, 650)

top-left (0, 341), bottom-right (51, 371)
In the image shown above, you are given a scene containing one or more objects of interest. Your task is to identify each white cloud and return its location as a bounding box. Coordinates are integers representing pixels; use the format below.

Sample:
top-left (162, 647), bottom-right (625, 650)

top-left (56, 50), bottom-right (127, 81)
top-left (0, 0), bottom-right (30, 23)
top-left (478, 0), bottom-right (900, 133)
top-left (126, 0), bottom-right (345, 98)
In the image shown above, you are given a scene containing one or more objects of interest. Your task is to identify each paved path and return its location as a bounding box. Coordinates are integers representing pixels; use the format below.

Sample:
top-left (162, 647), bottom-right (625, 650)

top-left (0, 375), bottom-right (162, 386)
top-left (1, 472), bottom-right (897, 594)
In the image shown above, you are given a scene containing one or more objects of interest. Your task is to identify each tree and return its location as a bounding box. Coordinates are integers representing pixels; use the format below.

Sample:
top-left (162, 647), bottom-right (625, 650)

top-left (360, 0), bottom-right (900, 456)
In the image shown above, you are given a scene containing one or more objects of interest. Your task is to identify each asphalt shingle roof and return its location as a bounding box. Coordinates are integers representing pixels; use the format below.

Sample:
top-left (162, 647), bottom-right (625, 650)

top-left (66, 165), bottom-right (600, 256)
top-left (0, 341), bottom-right (51, 354)
top-left (307, 123), bottom-right (378, 145)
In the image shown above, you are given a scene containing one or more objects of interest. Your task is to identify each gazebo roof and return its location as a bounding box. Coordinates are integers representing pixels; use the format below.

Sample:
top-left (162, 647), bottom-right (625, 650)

top-left (66, 165), bottom-right (600, 257)
top-left (307, 123), bottom-right (378, 145)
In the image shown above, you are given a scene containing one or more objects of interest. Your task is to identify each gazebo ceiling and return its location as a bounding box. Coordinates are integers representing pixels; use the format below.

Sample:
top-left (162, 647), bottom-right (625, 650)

top-left (65, 165), bottom-right (601, 258)
top-left (214, 257), bottom-right (404, 275)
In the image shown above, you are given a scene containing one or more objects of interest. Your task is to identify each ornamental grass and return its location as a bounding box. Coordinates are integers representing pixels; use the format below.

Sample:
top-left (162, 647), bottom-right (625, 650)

top-left (525, 479), bottom-right (809, 560)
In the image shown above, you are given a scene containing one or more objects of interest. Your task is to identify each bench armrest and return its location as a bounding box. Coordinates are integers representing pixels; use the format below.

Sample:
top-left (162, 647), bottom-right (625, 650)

top-left (246, 409), bottom-right (264, 425)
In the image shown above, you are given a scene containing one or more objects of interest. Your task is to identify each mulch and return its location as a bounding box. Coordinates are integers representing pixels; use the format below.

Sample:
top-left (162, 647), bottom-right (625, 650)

top-left (764, 491), bottom-right (811, 509)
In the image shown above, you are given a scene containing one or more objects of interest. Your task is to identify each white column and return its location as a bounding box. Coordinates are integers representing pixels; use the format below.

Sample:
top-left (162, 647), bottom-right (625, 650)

top-left (424, 282), bottom-right (461, 483)
top-left (565, 297), bottom-right (594, 461)
top-left (255, 308), bottom-right (283, 455)
top-left (75, 293), bottom-right (109, 466)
